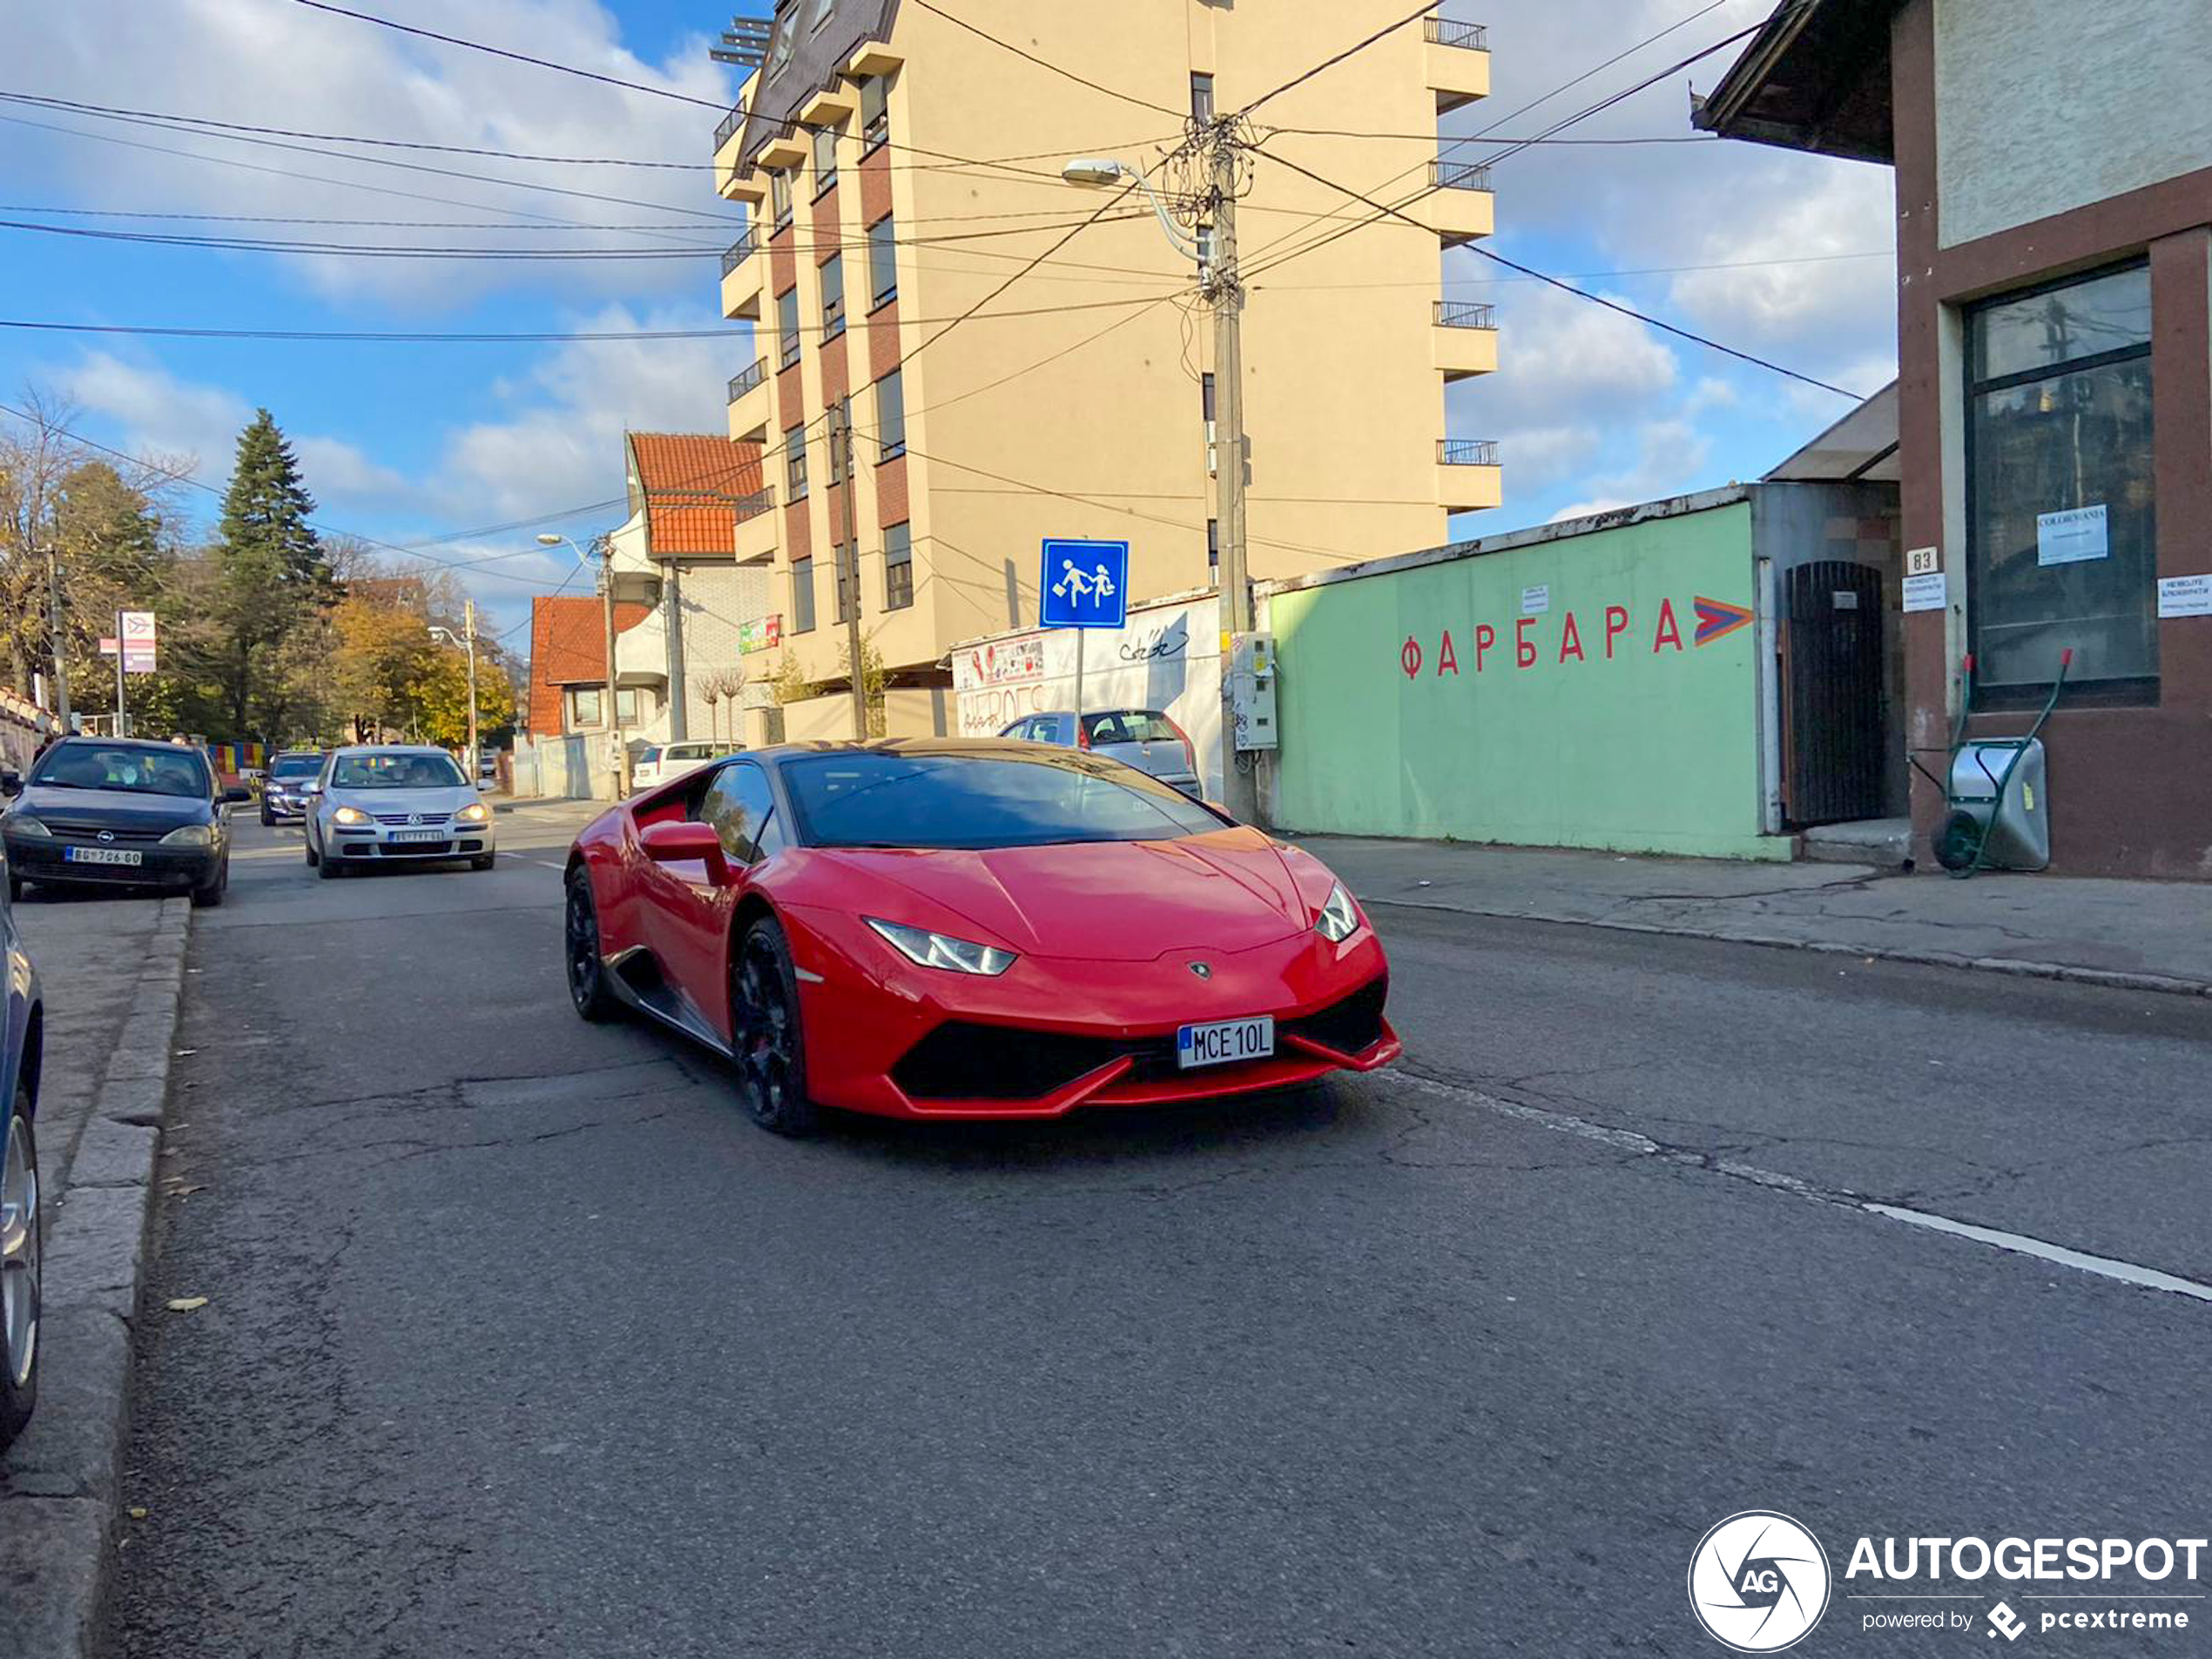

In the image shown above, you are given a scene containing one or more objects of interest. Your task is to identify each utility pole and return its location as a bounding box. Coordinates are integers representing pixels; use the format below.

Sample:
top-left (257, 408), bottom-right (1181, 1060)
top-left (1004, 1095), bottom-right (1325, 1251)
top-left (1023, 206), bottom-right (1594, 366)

top-left (598, 536), bottom-right (629, 797)
top-left (1208, 132), bottom-right (1258, 822)
top-left (462, 597), bottom-right (480, 777)
top-left (113, 606), bottom-right (128, 738)
top-left (42, 544), bottom-right (70, 728)
top-left (835, 402), bottom-right (869, 740)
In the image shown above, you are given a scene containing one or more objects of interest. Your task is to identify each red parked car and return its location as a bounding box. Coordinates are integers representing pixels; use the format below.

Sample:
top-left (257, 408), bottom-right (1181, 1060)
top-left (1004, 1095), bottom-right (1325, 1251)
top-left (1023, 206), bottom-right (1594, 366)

top-left (562, 740), bottom-right (1399, 1134)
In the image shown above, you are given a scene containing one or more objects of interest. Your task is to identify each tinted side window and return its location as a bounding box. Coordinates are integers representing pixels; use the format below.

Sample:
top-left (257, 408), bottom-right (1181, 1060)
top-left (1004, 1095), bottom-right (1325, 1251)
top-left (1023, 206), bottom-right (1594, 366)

top-left (697, 763), bottom-right (777, 864)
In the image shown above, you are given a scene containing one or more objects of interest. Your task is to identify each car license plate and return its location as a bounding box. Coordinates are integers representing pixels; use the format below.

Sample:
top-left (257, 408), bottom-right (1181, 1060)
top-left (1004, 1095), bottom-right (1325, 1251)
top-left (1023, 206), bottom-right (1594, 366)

top-left (63, 846), bottom-right (143, 867)
top-left (1177, 1015), bottom-right (1274, 1069)
top-left (391, 829), bottom-right (445, 844)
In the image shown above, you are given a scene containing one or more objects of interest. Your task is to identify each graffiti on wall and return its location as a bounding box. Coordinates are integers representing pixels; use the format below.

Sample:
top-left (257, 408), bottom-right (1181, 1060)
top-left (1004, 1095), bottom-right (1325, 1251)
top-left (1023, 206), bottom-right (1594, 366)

top-left (1396, 595), bottom-right (1752, 678)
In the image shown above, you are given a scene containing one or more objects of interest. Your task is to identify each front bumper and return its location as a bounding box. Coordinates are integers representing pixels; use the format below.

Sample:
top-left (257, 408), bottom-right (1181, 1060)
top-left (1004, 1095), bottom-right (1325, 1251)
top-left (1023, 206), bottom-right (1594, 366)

top-left (264, 794), bottom-right (308, 819)
top-left (328, 820), bottom-right (495, 861)
top-left (784, 907), bottom-right (1398, 1121)
top-left (4, 834), bottom-right (218, 892)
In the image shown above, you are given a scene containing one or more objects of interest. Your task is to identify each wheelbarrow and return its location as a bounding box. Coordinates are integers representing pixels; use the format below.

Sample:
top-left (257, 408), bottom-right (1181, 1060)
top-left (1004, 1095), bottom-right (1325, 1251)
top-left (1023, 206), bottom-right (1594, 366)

top-left (1911, 648), bottom-right (2071, 878)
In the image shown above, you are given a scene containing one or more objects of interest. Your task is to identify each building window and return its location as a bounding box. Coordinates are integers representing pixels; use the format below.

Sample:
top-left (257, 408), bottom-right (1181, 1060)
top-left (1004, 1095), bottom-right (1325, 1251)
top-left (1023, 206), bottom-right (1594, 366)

top-left (1190, 72), bottom-right (1214, 122)
top-left (786, 421), bottom-right (809, 500)
top-left (884, 521), bottom-right (914, 610)
top-left (868, 215), bottom-right (897, 309)
top-left (820, 253), bottom-right (846, 340)
top-left (812, 123), bottom-right (839, 195)
top-left (808, 0), bottom-right (835, 31)
top-left (791, 556), bottom-right (816, 633)
top-left (860, 73), bottom-right (889, 152)
top-left (777, 286), bottom-right (801, 370)
top-left (876, 368), bottom-right (905, 461)
top-left (1208, 517), bottom-right (1219, 576)
top-left (1966, 261), bottom-right (2155, 705)
top-left (834, 540), bottom-right (858, 623)
top-left (616, 688), bottom-right (641, 725)
top-left (766, 10), bottom-right (795, 80)
top-left (567, 687), bottom-right (603, 730)
top-left (771, 167), bottom-right (792, 232)
top-left (826, 396), bottom-right (851, 485)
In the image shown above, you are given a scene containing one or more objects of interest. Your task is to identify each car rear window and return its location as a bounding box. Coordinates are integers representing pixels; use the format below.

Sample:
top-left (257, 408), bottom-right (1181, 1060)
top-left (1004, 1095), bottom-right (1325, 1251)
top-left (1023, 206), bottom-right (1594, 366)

top-left (637, 747), bottom-right (663, 765)
top-left (783, 751), bottom-right (1224, 850)
top-left (1130, 713), bottom-right (1182, 744)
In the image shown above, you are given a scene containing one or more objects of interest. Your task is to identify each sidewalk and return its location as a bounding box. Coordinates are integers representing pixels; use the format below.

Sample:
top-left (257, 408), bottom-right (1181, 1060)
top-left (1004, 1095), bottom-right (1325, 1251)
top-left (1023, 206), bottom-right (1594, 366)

top-left (1293, 836), bottom-right (2212, 998)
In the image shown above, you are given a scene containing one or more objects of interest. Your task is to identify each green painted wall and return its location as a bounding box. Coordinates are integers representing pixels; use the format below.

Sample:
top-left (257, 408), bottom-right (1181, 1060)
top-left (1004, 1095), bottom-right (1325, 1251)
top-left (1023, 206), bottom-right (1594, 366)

top-left (1266, 500), bottom-right (1784, 860)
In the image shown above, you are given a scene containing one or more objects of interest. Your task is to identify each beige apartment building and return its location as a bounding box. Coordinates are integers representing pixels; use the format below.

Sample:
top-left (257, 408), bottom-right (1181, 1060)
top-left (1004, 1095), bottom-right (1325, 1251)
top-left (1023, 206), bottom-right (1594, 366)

top-left (711, 0), bottom-right (1499, 718)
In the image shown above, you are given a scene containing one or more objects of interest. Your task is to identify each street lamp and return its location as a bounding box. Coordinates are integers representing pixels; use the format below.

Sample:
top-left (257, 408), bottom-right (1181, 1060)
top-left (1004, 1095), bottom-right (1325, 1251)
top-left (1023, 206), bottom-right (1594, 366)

top-left (427, 609), bottom-right (479, 778)
top-left (539, 533), bottom-right (628, 797)
top-left (1064, 150), bottom-right (1253, 820)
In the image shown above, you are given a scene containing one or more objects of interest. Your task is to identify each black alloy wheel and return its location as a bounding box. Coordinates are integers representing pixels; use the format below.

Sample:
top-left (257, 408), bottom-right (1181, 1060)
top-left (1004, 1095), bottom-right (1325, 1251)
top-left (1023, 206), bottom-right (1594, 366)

top-left (731, 916), bottom-right (817, 1136)
top-left (564, 868), bottom-right (618, 1022)
top-left (0, 1082), bottom-right (40, 1454)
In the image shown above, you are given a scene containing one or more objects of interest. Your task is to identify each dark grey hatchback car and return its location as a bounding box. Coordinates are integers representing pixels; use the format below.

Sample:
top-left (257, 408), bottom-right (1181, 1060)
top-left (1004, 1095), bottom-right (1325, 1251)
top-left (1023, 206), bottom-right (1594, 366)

top-left (1, 738), bottom-right (249, 907)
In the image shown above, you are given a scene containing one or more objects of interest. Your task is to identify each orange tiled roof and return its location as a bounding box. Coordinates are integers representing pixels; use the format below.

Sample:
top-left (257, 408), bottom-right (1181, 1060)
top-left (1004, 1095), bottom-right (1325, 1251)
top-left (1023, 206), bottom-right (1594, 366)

top-left (628, 432), bottom-right (765, 557)
top-left (528, 597), bottom-right (653, 738)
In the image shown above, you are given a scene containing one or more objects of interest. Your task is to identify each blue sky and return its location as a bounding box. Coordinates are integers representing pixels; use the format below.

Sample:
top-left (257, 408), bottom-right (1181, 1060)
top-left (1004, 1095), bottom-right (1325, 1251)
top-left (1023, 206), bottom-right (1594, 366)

top-left (3, 0), bottom-right (1897, 649)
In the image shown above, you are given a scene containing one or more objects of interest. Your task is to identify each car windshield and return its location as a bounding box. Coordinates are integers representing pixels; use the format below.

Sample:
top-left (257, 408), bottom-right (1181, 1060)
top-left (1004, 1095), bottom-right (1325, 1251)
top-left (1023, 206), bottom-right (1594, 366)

top-left (269, 755), bottom-right (322, 779)
top-left (30, 743), bottom-right (210, 799)
top-left (331, 752), bottom-right (468, 790)
top-left (784, 751), bottom-right (1223, 850)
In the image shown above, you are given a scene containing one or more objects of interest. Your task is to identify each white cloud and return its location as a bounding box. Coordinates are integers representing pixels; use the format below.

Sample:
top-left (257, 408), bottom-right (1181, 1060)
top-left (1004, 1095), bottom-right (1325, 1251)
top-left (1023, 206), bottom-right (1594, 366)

top-left (7, 0), bottom-right (738, 307)
top-left (57, 352), bottom-right (415, 509)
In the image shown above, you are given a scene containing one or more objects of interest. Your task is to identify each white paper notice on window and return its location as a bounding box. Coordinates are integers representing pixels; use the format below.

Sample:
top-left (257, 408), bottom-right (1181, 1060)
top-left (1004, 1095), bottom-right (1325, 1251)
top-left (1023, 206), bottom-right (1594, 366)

top-left (1902, 571), bottom-right (1946, 613)
top-left (2037, 503), bottom-right (2108, 565)
top-left (1520, 584), bottom-right (1549, 616)
top-left (2156, 574), bottom-right (2212, 617)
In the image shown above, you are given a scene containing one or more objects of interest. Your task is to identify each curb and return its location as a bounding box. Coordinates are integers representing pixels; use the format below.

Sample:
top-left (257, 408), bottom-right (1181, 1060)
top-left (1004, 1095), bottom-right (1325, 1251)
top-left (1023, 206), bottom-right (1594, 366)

top-left (0, 895), bottom-right (192, 1657)
top-left (1360, 895), bottom-right (2212, 1001)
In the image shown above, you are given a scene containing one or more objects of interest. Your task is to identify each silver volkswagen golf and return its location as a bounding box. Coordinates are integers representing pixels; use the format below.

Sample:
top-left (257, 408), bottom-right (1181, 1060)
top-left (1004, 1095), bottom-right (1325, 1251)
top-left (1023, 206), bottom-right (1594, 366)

top-left (303, 745), bottom-right (496, 876)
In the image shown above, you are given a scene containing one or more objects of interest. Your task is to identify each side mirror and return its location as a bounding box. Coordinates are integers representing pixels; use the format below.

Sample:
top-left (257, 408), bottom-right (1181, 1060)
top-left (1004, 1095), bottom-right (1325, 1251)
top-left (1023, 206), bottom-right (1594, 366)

top-left (221, 785), bottom-right (253, 804)
top-left (0, 768), bottom-right (20, 799)
top-left (638, 819), bottom-right (732, 886)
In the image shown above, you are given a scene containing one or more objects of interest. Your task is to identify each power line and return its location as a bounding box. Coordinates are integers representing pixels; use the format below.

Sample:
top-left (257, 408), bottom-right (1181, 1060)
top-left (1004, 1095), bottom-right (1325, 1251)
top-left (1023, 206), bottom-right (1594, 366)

top-left (286, 0), bottom-right (725, 110)
top-left (0, 292), bottom-right (1177, 346)
top-left (905, 0), bottom-right (1184, 119)
top-left (1236, 2), bottom-right (1440, 119)
top-left (1258, 148), bottom-right (1866, 400)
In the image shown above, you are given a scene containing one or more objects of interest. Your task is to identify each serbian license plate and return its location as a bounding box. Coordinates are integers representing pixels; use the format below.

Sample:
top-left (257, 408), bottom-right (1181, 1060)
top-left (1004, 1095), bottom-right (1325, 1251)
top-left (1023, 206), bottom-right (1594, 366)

top-left (1176, 1015), bottom-right (1275, 1070)
top-left (391, 829), bottom-right (445, 844)
top-left (63, 846), bottom-right (143, 867)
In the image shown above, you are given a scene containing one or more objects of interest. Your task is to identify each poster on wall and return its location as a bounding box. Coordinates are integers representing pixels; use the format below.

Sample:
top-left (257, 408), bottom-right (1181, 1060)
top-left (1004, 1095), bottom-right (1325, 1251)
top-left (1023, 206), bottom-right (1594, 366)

top-left (2156, 574), bottom-right (2212, 617)
top-left (2036, 504), bottom-right (2108, 566)
top-left (1902, 571), bottom-right (1946, 612)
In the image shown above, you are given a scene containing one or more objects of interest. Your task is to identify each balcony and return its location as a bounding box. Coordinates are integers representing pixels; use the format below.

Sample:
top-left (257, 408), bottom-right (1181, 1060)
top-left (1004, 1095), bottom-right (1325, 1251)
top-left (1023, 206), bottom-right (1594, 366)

top-left (1437, 438), bottom-right (1502, 513)
top-left (1422, 158), bottom-right (1494, 246)
top-left (729, 362), bottom-right (770, 442)
top-left (720, 240), bottom-right (763, 321)
top-left (735, 486), bottom-right (778, 563)
top-left (1433, 300), bottom-right (1499, 381)
top-left (843, 40), bottom-right (903, 80)
top-left (1425, 17), bottom-right (1491, 114)
top-left (713, 104), bottom-right (752, 200)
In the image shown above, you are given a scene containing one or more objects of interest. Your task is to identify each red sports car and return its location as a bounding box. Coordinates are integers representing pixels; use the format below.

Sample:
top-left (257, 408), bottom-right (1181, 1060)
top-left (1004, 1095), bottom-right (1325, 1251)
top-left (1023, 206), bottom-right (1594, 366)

top-left (562, 740), bottom-right (1399, 1134)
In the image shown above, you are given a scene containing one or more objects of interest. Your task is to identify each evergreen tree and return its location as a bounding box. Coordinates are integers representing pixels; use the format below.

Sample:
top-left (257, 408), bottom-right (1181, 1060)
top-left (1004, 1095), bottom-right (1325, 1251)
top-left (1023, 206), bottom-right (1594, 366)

top-left (206, 410), bottom-right (332, 736)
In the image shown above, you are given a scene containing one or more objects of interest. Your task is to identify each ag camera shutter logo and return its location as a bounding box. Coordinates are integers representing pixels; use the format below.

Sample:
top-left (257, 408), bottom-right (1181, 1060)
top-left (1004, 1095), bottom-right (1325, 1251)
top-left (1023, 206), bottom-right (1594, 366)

top-left (1689, 1511), bottom-right (1831, 1652)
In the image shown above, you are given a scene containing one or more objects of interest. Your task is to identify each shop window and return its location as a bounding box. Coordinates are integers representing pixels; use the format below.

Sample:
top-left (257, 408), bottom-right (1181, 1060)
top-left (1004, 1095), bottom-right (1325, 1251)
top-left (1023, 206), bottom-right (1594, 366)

top-left (1966, 262), bottom-right (2155, 705)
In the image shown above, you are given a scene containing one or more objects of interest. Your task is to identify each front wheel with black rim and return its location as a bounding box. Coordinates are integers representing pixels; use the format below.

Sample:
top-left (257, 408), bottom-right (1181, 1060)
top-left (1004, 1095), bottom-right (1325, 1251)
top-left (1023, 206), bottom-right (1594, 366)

top-left (731, 916), bottom-right (817, 1136)
top-left (0, 1085), bottom-right (40, 1454)
top-left (564, 867), bottom-right (619, 1022)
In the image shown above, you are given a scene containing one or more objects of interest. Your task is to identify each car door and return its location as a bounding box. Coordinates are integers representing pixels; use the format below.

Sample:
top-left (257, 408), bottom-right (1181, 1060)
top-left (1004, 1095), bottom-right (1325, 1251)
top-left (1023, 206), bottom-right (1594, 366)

top-left (637, 760), bottom-right (779, 1042)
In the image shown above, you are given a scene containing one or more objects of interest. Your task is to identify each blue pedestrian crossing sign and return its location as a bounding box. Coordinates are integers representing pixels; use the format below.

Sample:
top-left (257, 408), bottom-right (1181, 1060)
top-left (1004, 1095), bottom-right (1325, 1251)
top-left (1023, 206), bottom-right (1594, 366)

top-left (1040, 539), bottom-right (1130, 630)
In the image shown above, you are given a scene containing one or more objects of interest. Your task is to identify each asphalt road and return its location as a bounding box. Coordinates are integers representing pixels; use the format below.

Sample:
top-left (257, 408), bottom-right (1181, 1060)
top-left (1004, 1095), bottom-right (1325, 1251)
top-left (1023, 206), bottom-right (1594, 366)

top-left (102, 813), bottom-right (2212, 1656)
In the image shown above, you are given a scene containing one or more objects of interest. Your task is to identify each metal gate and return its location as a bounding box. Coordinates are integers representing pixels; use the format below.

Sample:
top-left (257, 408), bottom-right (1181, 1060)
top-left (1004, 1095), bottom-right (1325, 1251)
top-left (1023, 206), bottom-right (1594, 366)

top-left (1782, 560), bottom-right (1885, 826)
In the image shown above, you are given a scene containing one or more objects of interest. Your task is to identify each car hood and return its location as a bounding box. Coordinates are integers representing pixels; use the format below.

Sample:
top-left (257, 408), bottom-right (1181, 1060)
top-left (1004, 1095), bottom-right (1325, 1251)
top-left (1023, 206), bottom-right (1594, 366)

top-left (11, 786), bottom-right (210, 827)
top-left (325, 787), bottom-right (478, 815)
top-left (812, 829), bottom-right (1313, 961)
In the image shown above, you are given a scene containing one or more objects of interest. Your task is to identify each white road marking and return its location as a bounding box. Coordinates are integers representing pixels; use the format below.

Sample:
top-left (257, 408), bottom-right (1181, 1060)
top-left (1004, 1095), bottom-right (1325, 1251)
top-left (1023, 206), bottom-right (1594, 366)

top-left (529, 859), bottom-right (567, 871)
top-left (1393, 1071), bottom-right (2212, 1307)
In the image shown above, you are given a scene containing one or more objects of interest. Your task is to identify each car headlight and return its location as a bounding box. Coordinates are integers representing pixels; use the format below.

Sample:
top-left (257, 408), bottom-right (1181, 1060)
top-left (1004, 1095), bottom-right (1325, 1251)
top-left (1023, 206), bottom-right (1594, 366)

top-left (161, 824), bottom-right (213, 847)
top-left (1315, 882), bottom-right (1361, 943)
top-left (865, 917), bottom-right (1018, 976)
top-left (454, 802), bottom-right (490, 826)
top-left (332, 805), bottom-right (372, 826)
top-left (4, 815), bottom-right (51, 838)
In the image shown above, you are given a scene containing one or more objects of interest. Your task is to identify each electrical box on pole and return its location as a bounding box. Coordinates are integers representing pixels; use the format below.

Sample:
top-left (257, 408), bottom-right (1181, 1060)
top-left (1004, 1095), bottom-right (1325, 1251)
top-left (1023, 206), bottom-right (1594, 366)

top-left (1228, 632), bottom-right (1278, 752)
